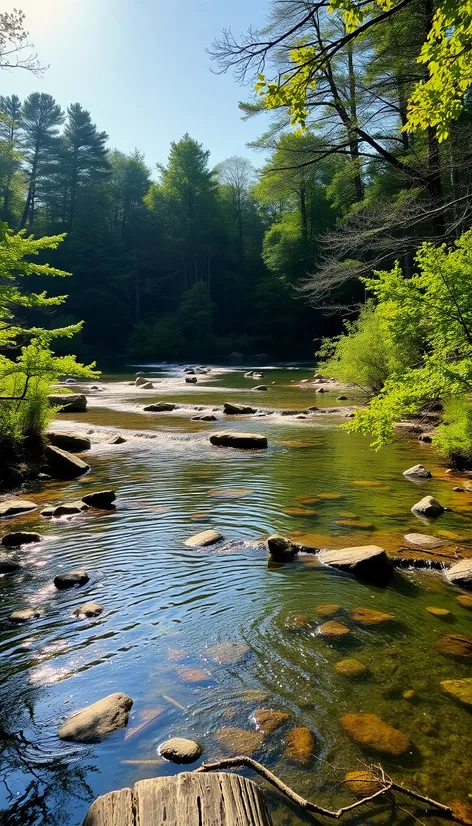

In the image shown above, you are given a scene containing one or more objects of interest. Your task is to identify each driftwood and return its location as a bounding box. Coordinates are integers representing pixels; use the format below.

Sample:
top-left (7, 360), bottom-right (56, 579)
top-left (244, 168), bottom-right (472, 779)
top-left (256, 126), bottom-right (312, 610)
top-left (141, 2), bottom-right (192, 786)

top-left (195, 756), bottom-right (469, 824)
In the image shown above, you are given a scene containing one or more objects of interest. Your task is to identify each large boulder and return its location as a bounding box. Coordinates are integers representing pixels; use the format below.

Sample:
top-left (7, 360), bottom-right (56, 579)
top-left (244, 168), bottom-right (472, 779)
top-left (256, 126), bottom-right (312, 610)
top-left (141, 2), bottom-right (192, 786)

top-left (82, 490), bottom-right (116, 509)
top-left (47, 432), bottom-right (91, 452)
top-left (58, 692), bottom-right (133, 743)
top-left (411, 495), bottom-right (444, 517)
top-left (2, 531), bottom-right (41, 547)
top-left (440, 678), bottom-right (472, 707)
top-left (0, 499), bottom-right (37, 518)
top-left (54, 570), bottom-right (89, 590)
top-left (185, 529), bottom-right (223, 548)
top-left (267, 535), bottom-right (298, 563)
top-left (48, 393), bottom-right (87, 413)
top-left (223, 402), bottom-right (257, 415)
top-left (445, 558), bottom-right (472, 589)
top-left (210, 432), bottom-right (268, 449)
top-left (318, 545), bottom-right (393, 585)
top-left (340, 713), bottom-right (410, 756)
top-left (403, 464), bottom-right (432, 479)
top-left (159, 737), bottom-right (203, 764)
top-left (44, 445), bottom-right (90, 480)
top-left (143, 402), bottom-right (178, 412)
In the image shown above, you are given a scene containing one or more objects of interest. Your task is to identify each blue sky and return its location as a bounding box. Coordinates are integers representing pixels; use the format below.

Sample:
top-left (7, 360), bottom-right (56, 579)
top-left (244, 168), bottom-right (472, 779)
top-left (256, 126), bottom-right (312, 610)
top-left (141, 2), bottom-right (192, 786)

top-left (1, 0), bottom-right (271, 173)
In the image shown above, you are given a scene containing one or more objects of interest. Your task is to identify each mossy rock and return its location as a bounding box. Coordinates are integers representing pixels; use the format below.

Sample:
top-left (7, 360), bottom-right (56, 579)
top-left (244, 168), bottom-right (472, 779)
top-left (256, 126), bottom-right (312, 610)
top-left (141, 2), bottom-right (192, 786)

top-left (340, 713), bottom-right (411, 756)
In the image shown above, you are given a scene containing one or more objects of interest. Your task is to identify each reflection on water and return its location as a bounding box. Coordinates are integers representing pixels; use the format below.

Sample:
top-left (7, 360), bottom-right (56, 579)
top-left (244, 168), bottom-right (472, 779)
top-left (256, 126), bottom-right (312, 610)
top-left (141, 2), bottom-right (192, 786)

top-left (0, 367), bottom-right (471, 825)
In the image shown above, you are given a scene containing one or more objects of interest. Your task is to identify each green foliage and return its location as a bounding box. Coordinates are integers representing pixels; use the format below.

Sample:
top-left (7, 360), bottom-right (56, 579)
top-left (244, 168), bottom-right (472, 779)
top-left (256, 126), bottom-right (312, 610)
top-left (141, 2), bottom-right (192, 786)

top-left (433, 396), bottom-right (472, 469)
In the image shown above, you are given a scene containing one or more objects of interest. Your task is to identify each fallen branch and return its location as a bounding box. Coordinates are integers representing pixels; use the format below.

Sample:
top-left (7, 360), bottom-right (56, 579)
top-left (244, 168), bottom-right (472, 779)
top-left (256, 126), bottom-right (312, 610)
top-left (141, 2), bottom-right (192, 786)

top-left (195, 756), bottom-right (467, 823)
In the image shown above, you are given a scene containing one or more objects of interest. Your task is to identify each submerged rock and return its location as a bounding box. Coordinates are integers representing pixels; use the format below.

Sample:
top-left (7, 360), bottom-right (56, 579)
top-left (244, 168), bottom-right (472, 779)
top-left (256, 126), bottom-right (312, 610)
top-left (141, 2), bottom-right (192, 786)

top-left (351, 607), bottom-right (395, 625)
top-left (426, 606), bottom-right (450, 617)
top-left (45, 445), bottom-right (90, 480)
top-left (185, 529), bottom-right (223, 548)
top-left (285, 614), bottom-right (310, 631)
top-left (403, 464), bottom-right (432, 479)
top-left (176, 667), bottom-right (211, 684)
top-left (344, 770), bottom-right (384, 795)
top-left (404, 533), bottom-right (444, 549)
top-left (435, 633), bottom-right (472, 658)
top-left (254, 708), bottom-right (290, 734)
top-left (47, 432), bottom-right (91, 452)
top-left (335, 658), bottom-right (367, 678)
top-left (216, 727), bottom-right (264, 756)
top-left (340, 713), bottom-right (410, 756)
top-left (54, 570), bottom-right (89, 590)
top-left (445, 558), bottom-right (472, 589)
top-left (411, 495), bottom-right (444, 518)
top-left (0, 499), bottom-right (37, 518)
top-left (159, 737), bottom-right (203, 764)
top-left (207, 642), bottom-right (250, 664)
top-left (318, 620), bottom-right (350, 638)
top-left (48, 393), bottom-right (87, 413)
top-left (318, 545), bottom-right (393, 585)
top-left (267, 535), bottom-right (298, 563)
top-left (285, 727), bottom-right (316, 765)
top-left (457, 594), bottom-right (472, 609)
top-left (440, 678), bottom-right (472, 707)
top-left (143, 402), bottom-right (178, 412)
top-left (223, 402), bottom-right (257, 415)
top-left (210, 431), bottom-right (268, 449)
top-left (82, 490), bottom-right (116, 509)
top-left (315, 603), bottom-right (341, 618)
top-left (9, 607), bottom-right (41, 623)
top-left (58, 692), bottom-right (133, 742)
top-left (2, 531), bottom-right (41, 547)
top-left (0, 555), bottom-right (21, 573)
top-left (73, 602), bottom-right (103, 618)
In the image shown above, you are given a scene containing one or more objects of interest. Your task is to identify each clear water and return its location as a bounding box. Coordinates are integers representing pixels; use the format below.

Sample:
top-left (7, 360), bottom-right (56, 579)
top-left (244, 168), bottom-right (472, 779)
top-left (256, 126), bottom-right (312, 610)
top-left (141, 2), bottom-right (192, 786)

top-left (1, 367), bottom-right (471, 826)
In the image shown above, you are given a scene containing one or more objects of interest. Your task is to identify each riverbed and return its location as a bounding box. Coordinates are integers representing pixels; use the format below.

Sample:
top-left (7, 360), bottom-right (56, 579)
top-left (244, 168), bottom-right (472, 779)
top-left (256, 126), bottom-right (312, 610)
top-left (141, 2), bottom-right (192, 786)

top-left (1, 365), bottom-right (471, 826)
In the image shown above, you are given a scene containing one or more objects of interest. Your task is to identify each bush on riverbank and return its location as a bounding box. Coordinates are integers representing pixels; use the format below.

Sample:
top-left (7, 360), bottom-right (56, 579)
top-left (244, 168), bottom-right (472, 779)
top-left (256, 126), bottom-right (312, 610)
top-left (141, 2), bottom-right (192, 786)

top-left (434, 397), bottom-right (472, 470)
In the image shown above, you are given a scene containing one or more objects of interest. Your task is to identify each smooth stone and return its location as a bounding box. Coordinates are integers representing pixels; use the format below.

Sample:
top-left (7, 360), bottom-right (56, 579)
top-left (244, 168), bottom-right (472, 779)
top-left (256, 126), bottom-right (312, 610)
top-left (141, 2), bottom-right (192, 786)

top-left (47, 432), bottom-right (91, 452)
top-left (185, 529), bottom-right (223, 548)
top-left (351, 607), bottom-right (395, 625)
top-left (109, 435), bottom-right (126, 444)
top-left (210, 432), bottom-right (267, 449)
top-left (58, 692), bottom-right (133, 743)
top-left (315, 603), bottom-right (341, 618)
top-left (404, 533), bottom-right (445, 549)
top-left (223, 402), bottom-right (257, 415)
top-left (142, 381), bottom-right (154, 388)
top-left (216, 727), bottom-right (264, 756)
top-left (267, 534), bottom-right (298, 563)
top-left (143, 402), bottom-right (178, 412)
top-left (340, 713), bottom-right (410, 756)
top-left (335, 658), bottom-right (367, 678)
top-left (44, 445), bottom-right (90, 480)
top-left (435, 633), bottom-right (472, 658)
top-left (135, 376), bottom-right (148, 386)
top-left (207, 642), bottom-right (250, 664)
top-left (403, 464), bottom-right (432, 479)
top-left (0, 499), bottom-right (37, 518)
top-left (345, 770), bottom-right (383, 795)
top-left (42, 502), bottom-right (89, 517)
top-left (254, 708), bottom-right (290, 734)
top-left (48, 393), bottom-right (87, 413)
top-left (74, 602), bottom-right (103, 618)
top-left (318, 545), bottom-right (393, 585)
top-left (2, 531), bottom-right (41, 547)
top-left (54, 570), bottom-right (89, 590)
top-left (318, 621), bottom-right (350, 638)
top-left (440, 678), bottom-right (472, 707)
top-left (285, 727), bottom-right (316, 765)
top-left (159, 737), bottom-right (203, 764)
top-left (0, 555), bottom-right (21, 573)
top-left (457, 594), bottom-right (472, 609)
top-left (82, 490), bottom-right (116, 509)
top-left (9, 607), bottom-right (41, 623)
top-left (411, 495), bottom-right (444, 518)
top-left (445, 558), bottom-right (472, 589)
top-left (426, 606), bottom-right (451, 617)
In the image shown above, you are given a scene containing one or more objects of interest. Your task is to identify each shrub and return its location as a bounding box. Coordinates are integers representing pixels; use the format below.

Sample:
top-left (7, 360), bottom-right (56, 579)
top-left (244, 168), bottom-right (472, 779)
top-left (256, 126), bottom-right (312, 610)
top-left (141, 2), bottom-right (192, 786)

top-left (434, 396), bottom-right (472, 469)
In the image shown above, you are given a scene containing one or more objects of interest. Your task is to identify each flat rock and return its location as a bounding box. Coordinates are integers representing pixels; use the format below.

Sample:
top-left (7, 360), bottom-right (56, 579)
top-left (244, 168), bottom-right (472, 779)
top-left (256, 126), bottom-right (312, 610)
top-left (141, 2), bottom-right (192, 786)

top-left (435, 633), bottom-right (472, 658)
top-left (254, 709), bottom-right (290, 735)
top-left (345, 770), bottom-right (383, 795)
top-left (47, 432), bottom-right (91, 452)
top-left (404, 533), bottom-right (444, 549)
top-left (0, 555), bottom-right (21, 573)
top-left (411, 495), bottom-right (444, 518)
top-left (315, 603), bottom-right (341, 618)
top-left (74, 602), bottom-right (103, 618)
top-left (185, 529), bottom-right (223, 548)
top-left (207, 642), bottom-right (250, 664)
top-left (42, 502), bottom-right (89, 518)
top-left (285, 727), bottom-right (316, 765)
top-left (457, 594), bottom-right (472, 609)
top-left (159, 737), bottom-right (203, 764)
top-left (82, 490), bottom-right (116, 509)
top-left (48, 393), bottom-right (87, 413)
top-left (340, 713), bottom-right (410, 756)
top-left (318, 545), bottom-right (393, 585)
top-left (445, 558), bottom-right (472, 589)
top-left (267, 534), bottom-right (298, 563)
top-left (403, 464), bottom-right (432, 479)
top-left (9, 607), bottom-right (41, 623)
top-left (351, 607), bottom-right (395, 625)
top-left (45, 445), bottom-right (90, 480)
top-left (223, 402), bottom-right (257, 415)
top-left (440, 678), bottom-right (472, 707)
top-left (216, 727), bottom-right (264, 756)
top-left (58, 692), bottom-right (133, 742)
top-left (318, 621), bottom-right (350, 638)
top-left (2, 531), bottom-right (41, 547)
top-left (335, 658), bottom-right (367, 678)
top-left (0, 499), bottom-right (37, 518)
top-left (210, 432), bottom-right (267, 449)
top-left (54, 570), bottom-right (89, 590)
top-left (143, 402), bottom-right (178, 412)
